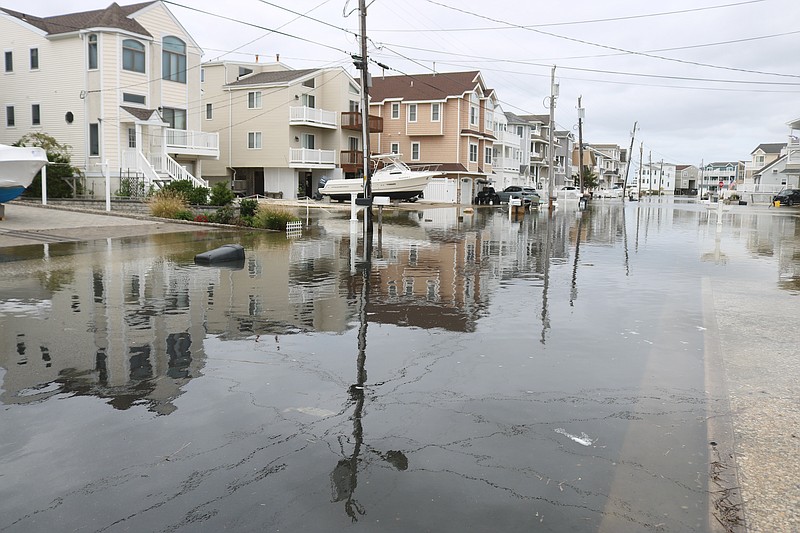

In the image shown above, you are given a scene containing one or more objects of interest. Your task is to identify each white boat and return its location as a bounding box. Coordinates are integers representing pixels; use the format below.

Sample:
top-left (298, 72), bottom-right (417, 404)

top-left (0, 144), bottom-right (48, 203)
top-left (319, 153), bottom-right (442, 202)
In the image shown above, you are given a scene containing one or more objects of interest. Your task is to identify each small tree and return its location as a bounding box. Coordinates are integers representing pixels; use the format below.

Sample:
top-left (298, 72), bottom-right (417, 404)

top-left (16, 132), bottom-right (82, 198)
top-left (209, 182), bottom-right (235, 206)
top-left (580, 165), bottom-right (599, 191)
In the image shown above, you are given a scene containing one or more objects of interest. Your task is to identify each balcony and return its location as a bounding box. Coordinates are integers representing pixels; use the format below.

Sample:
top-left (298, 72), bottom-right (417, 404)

top-left (787, 139), bottom-right (800, 170)
top-left (289, 148), bottom-right (336, 168)
top-left (164, 128), bottom-right (219, 158)
top-left (340, 150), bottom-right (364, 174)
top-left (493, 156), bottom-right (521, 174)
top-left (341, 112), bottom-right (383, 133)
top-left (289, 106), bottom-right (338, 129)
top-left (494, 129), bottom-right (522, 147)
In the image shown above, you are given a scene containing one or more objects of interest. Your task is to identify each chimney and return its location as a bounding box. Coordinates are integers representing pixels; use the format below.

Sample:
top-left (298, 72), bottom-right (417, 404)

top-left (276, 53), bottom-right (280, 63)
top-left (255, 54), bottom-right (259, 63)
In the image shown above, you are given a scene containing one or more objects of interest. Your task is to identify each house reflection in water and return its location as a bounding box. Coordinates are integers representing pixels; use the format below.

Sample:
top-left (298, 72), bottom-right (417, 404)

top-left (1, 209), bottom-right (573, 415)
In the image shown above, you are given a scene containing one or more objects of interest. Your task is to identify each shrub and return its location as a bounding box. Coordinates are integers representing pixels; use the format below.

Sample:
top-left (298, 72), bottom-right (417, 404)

top-left (209, 182), bottom-right (235, 206)
top-left (253, 206), bottom-right (300, 230)
top-left (209, 205), bottom-right (235, 224)
top-left (239, 198), bottom-right (259, 217)
top-left (148, 190), bottom-right (188, 219)
top-left (174, 210), bottom-right (194, 221)
top-left (17, 133), bottom-right (83, 199)
top-left (161, 179), bottom-right (209, 205)
top-left (194, 214), bottom-right (210, 223)
top-left (237, 215), bottom-right (254, 227)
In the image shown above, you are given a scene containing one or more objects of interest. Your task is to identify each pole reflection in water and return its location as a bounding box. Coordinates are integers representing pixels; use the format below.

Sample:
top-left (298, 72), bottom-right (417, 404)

top-left (330, 225), bottom-right (407, 522)
top-left (540, 210), bottom-right (553, 345)
top-left (569, 209), bottom-right (585, 306)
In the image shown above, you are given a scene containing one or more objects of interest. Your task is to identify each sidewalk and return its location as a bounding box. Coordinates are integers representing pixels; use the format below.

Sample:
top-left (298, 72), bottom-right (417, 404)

top-left (0, 203), bottom-right (206, 248)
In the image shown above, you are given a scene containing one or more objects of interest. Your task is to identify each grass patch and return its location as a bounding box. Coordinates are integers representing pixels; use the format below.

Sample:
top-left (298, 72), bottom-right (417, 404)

top-left (148, 191), bottom-right (188, 219)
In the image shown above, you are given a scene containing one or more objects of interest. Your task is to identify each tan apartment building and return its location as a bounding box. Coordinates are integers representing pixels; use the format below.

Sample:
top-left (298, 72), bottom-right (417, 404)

top-left (369, 71), bottom-right (496, 204)
top-left (0, 1), bottom-right (218, 197)
top-left (201, 61), bottom-right (380, 199)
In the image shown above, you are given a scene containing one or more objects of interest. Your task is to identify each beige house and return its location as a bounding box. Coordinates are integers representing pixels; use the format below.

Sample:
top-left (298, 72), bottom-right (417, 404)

top-left (0, 1), bottom-right (218, 197)
top-left (201, 61), bottom-right (378, 199)
top-left (369, 71), bottom-right (496, 204)
top-left (743, 143), bottom-right (786, 181)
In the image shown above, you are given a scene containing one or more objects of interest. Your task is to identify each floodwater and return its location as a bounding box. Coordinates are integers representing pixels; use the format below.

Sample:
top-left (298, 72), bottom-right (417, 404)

top-left (1, 199), bottom-right (798, 532)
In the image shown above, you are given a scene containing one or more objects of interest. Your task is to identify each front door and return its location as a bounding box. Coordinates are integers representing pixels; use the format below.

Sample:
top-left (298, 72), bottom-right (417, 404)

top-left (254, 170), bottom-right (265, 196)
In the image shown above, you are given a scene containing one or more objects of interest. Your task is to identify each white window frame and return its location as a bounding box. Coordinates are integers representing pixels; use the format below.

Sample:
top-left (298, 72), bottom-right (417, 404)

top-left (247, 131), bottom-right (262, 149)
top-left (29, 48), bottom-right (38, 70)
top-left (408, 103), bottom-right (417, 123)
top-left (411, 142), bottom-right (420, 161)
top-left (469, 143), bottom-right (478, 163)
top-left (470, 106), bottom-right (478, 126)
top-left (302, 133), bottom-right (315, 150)
top-left (390, 142), bottom-right (400, 154)
top-left (206, 103), bottom-right (213, 120)
top-left (431, 103), bottom-right (440, 122)
top-left (87, 34), bottom-right (98, 70)
top-left (247, 91), bottom-right (262, 109)
top-left (484, 146), bottom-right (492, 165)
top-left (5, 105), bottom-right (16, 127)
top-left (4, 50), bottom-right (13, 73)
top-left (391, 102), bottom-right (399, 119)
top-left (122, 39), bottom-right (145, 74)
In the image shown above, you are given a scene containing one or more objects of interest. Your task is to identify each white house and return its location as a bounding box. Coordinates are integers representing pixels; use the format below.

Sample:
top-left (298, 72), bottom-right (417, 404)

top-left (0, 1), bottom-right (218, 198)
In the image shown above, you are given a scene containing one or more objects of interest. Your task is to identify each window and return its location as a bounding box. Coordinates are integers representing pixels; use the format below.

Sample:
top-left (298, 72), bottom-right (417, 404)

top-left (89, 123), bottom-right (99, 156)
top-left (469, 143), bottom-right (478, 163)
top-left (206, 103), bottom-right (213, 120)
top-left (4, 51), bottom-right (12, 72)
top-left (302, 77), bottom-right (315, 88)
top-left (247, 132), bottom-right (262, 149)
top-left (161, 107), bottom-right (186, 130)
top-left (122, 93), bottom-right (146, 105)
top-left (238, 66), bottom-right (253, 78)
top-left (200, 68), bottom-right (204, 82)
top-left (128, 127), bottom-right (136, 148)
top-left (302, 93), bottom-right (315, 108)
top-left (88, 34), bottom-right (98, 70)
top-left (302, 133), bottom-right (315, 149)
top-left (31, 104), bottom-right (40, 126)
top-left (485, 146), bottom-right (492, 165)
top-left (431, 103), bottom-right (440, 122)
top-left (162, 36), bottom-right (186, 83)
top-left (470, 105), bottom-right (478, 126)
top-left (411, 142), bottom-right (420, 161)
top-left (390, 142), bottom-right (399, 154)
top-left (391, 103), bottom-right (399, 119)
top-left (349, 100), bottom-right (359, 113)
top-left (6, 106), bottom-right (15, 127)
top-left (122, 39), bottom-right (145, 73)
top-left (247, 91), bottom-right (261, 109)
top-left (408, 104), bottom-right (417, 122)
top-left (29, 48), bottom-right (38, 70)
top-left (349, 82), bottom-right (359, 94)
top-left (516, 125), bottom-right (524, 137)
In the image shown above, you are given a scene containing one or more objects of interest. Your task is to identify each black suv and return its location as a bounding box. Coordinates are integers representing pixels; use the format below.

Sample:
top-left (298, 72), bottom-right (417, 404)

top-left (773, 189), bottom-right (800, 206)
top-left (474, 187), bottom-right (501, 205)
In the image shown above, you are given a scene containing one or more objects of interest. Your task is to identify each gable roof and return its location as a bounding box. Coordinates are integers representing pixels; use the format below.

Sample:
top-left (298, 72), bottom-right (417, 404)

top-left (751, 142), bottom-right (786, 155)
top-left (1, 2), bottom-right (157, 37)
top-left (516, 114), bottom-right (550, 125)
top-left (753, 154), bottom-right (787, 176)
top-left (225, 68), bottom-right (320, 87)
top-left (369, 71), bottom-right (483, 102)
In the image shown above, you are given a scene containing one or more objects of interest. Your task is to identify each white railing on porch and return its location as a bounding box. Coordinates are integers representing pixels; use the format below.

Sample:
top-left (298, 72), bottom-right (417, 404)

top-left (787, 140), bottom-right (800, 167)
top-left (135, 151), bottom-right (161, 190)
top-left (289, 106), bottom-right (337, 128)
top-left (122, 149), bottom-right (207, 190)
top-left (289, 148), bottom-right (336, 166)
top-left (165, 128), bottom-right (219, 152)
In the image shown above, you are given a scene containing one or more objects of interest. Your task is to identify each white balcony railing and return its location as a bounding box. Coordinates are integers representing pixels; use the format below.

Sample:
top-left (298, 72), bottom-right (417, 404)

top-left (164, 128), bottom-right (219, 158)
top-left (289, 106), bottom-right (337, 129)
top-left (493, 156), bottom-right (521, 173)
top-left (289, 148), bottom-right (336, 167)
top-left (494, 129), bottom-right (522, 147)
top-left (787, 140), bottom-right (800, 168)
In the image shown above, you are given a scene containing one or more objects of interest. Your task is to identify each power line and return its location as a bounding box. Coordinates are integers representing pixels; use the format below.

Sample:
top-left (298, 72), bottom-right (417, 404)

top-left (422, 0), bottom-right (800, 80)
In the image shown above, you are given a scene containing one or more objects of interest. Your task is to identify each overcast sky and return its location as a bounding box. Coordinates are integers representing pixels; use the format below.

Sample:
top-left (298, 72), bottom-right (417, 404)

top-left (5, 0), bottom-right (800, 166)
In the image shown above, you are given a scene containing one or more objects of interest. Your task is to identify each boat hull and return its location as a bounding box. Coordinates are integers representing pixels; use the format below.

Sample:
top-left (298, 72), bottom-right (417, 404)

top-left (319, 172), bottom-right (437, 202)
top-left (0, 145), bottom-right (48, 203)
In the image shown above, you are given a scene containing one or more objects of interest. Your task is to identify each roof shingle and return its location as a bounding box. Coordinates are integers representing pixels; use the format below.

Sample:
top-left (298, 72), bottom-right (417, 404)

top-left (369, 71), bottom-right (482, 102)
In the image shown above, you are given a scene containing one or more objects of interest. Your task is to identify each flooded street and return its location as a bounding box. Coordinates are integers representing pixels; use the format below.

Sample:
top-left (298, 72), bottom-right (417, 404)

top-left (1, 199), bottom-right (798, 532)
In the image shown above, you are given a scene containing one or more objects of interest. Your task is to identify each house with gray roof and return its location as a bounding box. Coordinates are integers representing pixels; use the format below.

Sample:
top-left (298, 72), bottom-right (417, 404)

top-left (201, 60), bottom-right (376, 199)
top-left (744, 142), bottom-right (786, 181)
top-left (0, 1), bottom-right (218, 197)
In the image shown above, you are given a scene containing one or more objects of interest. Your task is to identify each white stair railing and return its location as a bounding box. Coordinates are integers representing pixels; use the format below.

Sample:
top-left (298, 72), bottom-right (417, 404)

top-left (162, 153), bottom-right (208, 188)
top-left (136, 151), bottom-right (161, 190)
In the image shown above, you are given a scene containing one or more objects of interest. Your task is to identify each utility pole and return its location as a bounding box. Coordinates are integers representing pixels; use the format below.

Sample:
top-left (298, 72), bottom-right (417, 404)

top-left (658, 158), bottom-right (664, 197)
top-left (637, 141), bottom-right (643, 199)
top-left (358, 0), bottom-right (372, 231)
top-left (547, 66), bottom-right (558, 209)
top-left (577, 95), bottom-right (584, 194)
top-left (648, 150), bottom-right (652, 199)
top-left (623, 121), bottom-right (637, 201)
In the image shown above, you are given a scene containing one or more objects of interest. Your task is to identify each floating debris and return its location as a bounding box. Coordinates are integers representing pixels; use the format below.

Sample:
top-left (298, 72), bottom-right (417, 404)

top-left (554, 428), bottom-right (594, 446)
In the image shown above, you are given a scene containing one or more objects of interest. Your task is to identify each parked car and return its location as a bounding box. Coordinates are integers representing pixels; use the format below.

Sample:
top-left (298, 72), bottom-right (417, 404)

top-left (773, 189), bottom-right (800, 206)
top-left (559, 186), bottom-right (580, 200)
top-left (497, 186), bottom-right (541, 205)
top-left (474, 186), bottom-right (501, 205)
top-left (594, 185), bottom-right (623, 198)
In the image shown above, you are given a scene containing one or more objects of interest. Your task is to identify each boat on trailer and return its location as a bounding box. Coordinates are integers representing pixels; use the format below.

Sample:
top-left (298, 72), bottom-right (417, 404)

top-left (318, 153), bottom-right (442, 202)
top-left (0, 144), bottom-right (48, 203)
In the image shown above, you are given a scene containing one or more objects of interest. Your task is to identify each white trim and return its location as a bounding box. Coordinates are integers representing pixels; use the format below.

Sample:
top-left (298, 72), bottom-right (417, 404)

top-left (431, 102), bottom-right (440, 122)
top-left (30, 102), bottom-right (41, 127)
top-left (411, 142), bottom-right (420, 161)
top-left (407, 103), bottom-right (417, 123)
top-left (247, 131), bottom-right (262, 149)
top-left (391, 102), bottom-right (399, 119)
top-left (247, 91), bottom-right (262, 109)
top-left (469, 142), bottom-right (478, 163)
top-left (5, 103), bottom-right (16, 128)
top-left (28, 47), bottom-right (39, 71)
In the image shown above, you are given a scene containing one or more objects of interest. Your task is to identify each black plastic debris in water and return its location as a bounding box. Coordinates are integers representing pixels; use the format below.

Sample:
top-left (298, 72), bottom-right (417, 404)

top-left (194, 244), bottom-right (245, 265)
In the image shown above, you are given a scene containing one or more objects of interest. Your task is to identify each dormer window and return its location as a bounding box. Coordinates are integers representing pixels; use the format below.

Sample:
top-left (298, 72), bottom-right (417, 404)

top-left (122, 39), bottom-right (145, 73)
top-left (162, 36), bottom-right (186, 83)
top-left (302, 77), bottom-right (315, 88)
